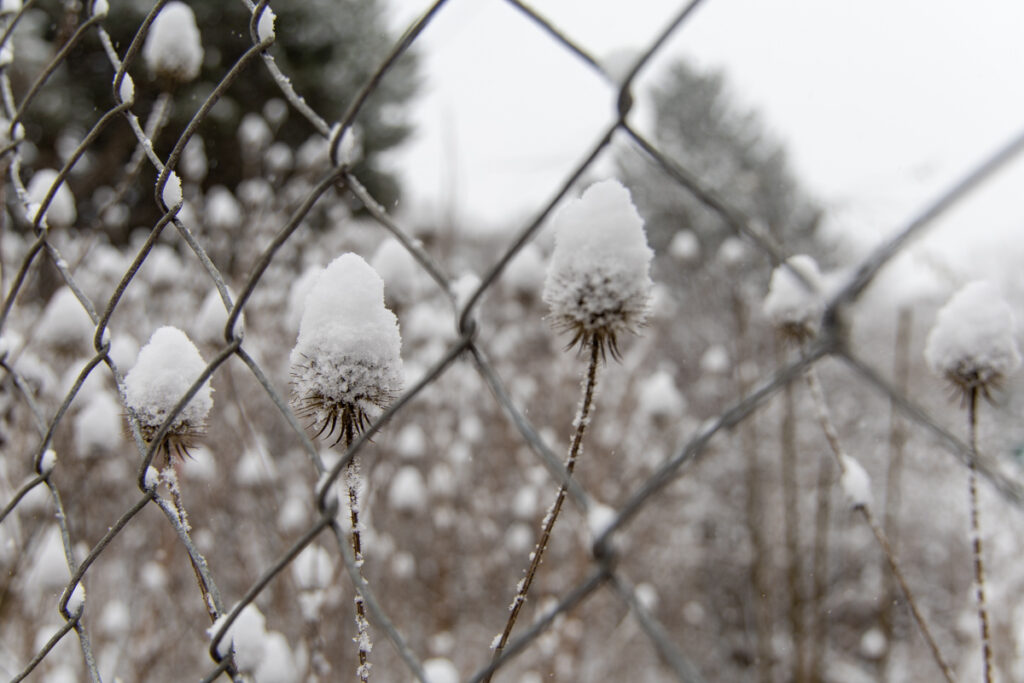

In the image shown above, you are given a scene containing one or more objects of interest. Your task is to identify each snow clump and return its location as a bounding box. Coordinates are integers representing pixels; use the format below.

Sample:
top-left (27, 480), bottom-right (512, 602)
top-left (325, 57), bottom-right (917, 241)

top-left (422, 657), bottom-right (459, 683)
top-left (924, 281), bottom-right (1021, 397)
top-left (256, 6), bottom-right (276, 43)
top-left (27, 169), bottom-right (76, 228)
top-left (388, 466), bottom-right (427, 513)
top-left (161, 170), bottom-right (182, 208)
top-left (543, 179), bottom-right (653, 359)
top-left (123, 326), bottom-right (212, 457)
top-left (36, 287), bottom-right (93, 353)
top-left (839, 454), bottom-right (872, 510)
top-left (763, 254), bottom-right (825, 342)
top-left (290, 253), bottom-right (403, 445)
top-left (142, 1), bottom-right (203, 84)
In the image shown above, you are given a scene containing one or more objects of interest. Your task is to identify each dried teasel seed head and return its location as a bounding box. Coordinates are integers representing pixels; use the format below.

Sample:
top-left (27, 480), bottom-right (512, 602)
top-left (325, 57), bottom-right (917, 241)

top-left (925, 281), bottom-right (1021, 401)
top-left (123, 326), bottom-right (213, 460)
top-left (289, 253), bottom-right (403, 446)
top-left (763, 254), bottom-right (825, 344)
top-left (542, 179), bottom-right (654, 361)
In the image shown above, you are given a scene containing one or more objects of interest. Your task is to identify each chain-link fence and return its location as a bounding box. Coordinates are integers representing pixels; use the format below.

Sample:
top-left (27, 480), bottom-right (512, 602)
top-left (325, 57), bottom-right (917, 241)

top-left (3, 0), bottom-right (1024, 681)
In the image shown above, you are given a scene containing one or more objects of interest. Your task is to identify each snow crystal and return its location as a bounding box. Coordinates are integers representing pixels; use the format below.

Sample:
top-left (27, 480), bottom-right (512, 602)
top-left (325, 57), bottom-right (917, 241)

top-left (292, 543), bottom-right (335, 591)
top-left (161, 170), bottom-right (182, 208)
top-left (38, 448), bottom-right (57, 476)
top-left (123, 326), bottom-right (212, 436)
top-left (117, 73), bottom-right (134, 104)
top-left (91, 0), bottom-right (108, 17)
top-left (423, 657), bottom-right (459, 683)
top-left (839, 454), bottom-right (872, 510)
top-left (388, 466), bottom-right (427, 513)
top-left (637, 369), bottom-right (685, 421)
top-left (36, 287), bottom-right (93, 352)
top-left (65, 583), bottom-right (85, 614)
top-left (256, 7), bottom-right (276, 43)
top-left (543, 179), bottom-right (653, 351)
top-left (194, 288), bottom-right (245, 345)
top-left (762, 254), bottom-right (825, 340)
top-left (27, 169), bottom-right (76, 228)
top-left (75, 391), bottom-right (123, 456)
top-left (290, 253), bottom-right (403, 427)
top-left (142, 2), bottom-right (203, 84)
top-left (924, 281), bottom-right (1021, 391)
top-left (668, 230), bottom-right (700, 262)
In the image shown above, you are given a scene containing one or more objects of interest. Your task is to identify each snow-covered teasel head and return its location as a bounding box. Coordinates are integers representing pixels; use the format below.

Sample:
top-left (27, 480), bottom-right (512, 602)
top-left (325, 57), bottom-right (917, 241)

top-left (123, 326), bottom-right (213, 460)
top-left (142, 1), bottom-right (203, 86)
top-left (924, 281), bottom-right (1021, 400)
top-left (542, 179), bottom-right (654, 360)
top-left (763, 254), bottom-right (825, 343)
top-left (290, 253), bottom-right (403, 446)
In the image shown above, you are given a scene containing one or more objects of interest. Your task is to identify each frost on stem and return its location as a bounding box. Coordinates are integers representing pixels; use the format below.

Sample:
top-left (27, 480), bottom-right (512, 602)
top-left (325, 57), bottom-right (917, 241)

top-left (543, 179), bottom-right (653, 360)
top-left (142, 1), bottom-right (203, 86)
top-left (924, 281), bottom-right (1021, 400)
top-left (123, 326), bottom-right (213, 460)
top-left (289, 253), bottom-right (403, 445)
top-left (763, 254), bottom-right (825, 343)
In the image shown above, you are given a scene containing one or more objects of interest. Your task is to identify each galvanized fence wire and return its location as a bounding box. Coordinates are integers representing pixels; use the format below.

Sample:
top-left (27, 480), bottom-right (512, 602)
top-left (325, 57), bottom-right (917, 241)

top-left (0, 0), bottom-right (1023, 681)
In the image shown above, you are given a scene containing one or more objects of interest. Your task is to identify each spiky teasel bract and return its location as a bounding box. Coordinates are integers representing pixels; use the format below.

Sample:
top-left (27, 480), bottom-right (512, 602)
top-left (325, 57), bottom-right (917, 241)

top-left (123, 326), bottom-right (213, 462)
top-left (289, 253), bottom-right (403, 447)
top-left (925, 281), bottom-right (1021, 403)
top-left (763, 254), bottom-right (825, 345)
top-left (542, 179), bottom-right (654, 361)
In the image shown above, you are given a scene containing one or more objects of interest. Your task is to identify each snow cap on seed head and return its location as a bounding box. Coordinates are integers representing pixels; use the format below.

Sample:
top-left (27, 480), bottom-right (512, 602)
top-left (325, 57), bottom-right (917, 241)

top-left (124, 326), bottom-right (212, 458)
top-left (542, 179), bottom-right (653, 360)
top-left (290, 253), bottom-right (403, 445)
top-left (763, 254), bottom-right (825, 343)
top-left (142, 1), bottom-right (203, 85)
top-left (924, 281), bottom-right (1020, 398)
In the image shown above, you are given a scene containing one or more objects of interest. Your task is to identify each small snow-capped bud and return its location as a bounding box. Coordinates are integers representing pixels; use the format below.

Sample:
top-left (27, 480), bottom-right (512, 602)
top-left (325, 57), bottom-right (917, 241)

top-left (763, 254), bottom-right (825, 343)
top-left (256, 6), bottom-right (276, 43)
top-left (38, 448), bottom-right (57, 476)
top-left (839, 454), bottom-right (872, 510)
top-left (142, 1), bottom-right (203, 85)
top-left (543, 179), bottom-right (653, 360)
top-left (117, 74), bottom-right (135, 104)
top-left (160, 170), bottom-right (182, 208)
top-left (290, 253), bottom-right (403, 446)
top-left (124, 326), bottom-right (213, 459)
top-left (27, 168), bottom-right (77, 229)
top-left (924, 281), bottom-right (1021, 398)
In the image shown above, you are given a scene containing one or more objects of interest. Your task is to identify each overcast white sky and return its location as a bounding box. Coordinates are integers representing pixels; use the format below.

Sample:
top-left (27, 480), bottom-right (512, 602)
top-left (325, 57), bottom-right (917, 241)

top-left (383, 0), bottom-right (1024, 299)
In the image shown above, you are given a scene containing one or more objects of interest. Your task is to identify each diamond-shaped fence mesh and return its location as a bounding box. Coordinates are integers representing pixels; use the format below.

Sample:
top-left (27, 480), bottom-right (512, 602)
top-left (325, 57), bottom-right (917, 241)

top-left (3, 1), bottom-right (1024, 682)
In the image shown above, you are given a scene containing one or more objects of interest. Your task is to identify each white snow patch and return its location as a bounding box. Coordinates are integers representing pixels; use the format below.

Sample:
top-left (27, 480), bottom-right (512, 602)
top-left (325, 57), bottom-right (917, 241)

top-left (422, 657), bottom-right (459, 683)
top-left (292, 543), bottom-right (335, 591)
top-left (205, 185), bottom-right (242, 232)
top-left (543, 179), bottom-right (653, 339)
top-left (924, 281), bottom-right (1021, 386)
top-left (763, 255), bottom-right (825, 337)
top-left (91, 0), bottom-right (108, 17)
top-left (160, 171), bottom-right (182, 208)
top-left (27, 169), bottom-right (77, 228)
top-left (700, 344), bottom-right (731, 375)
top-left (637, 369), bottom-right (685, 420)
top-left (117, 73), bottom-right (135, 104)
top-left (0, 0), bottom-right (22, 14)
top-left (388, 466), bottom-right (427, 513)
top-left (371, 238), bottom-right (422, 307)
top-left (194, 288), bottom-right (244, 345)
top-left (239, 112), bottom-right (273, 151)
top-left (37, 287), bottom-right (93, 351)
top-left (142, 1), bottom-right (203, 83)
top-left (75, 391), bottom-right (123, 456)
top-left (256, 7), bottom-right (276, 43)
top-left (123, 326), bottom-right (212, 433)
top-left (839, 454), bottom-right (872, 510)
top-left (668, 230), bottom-right (700, 262)
top-left (65, 583), bottom-right (85, 614)
top-left (38, 448), bottom-right (57, 476)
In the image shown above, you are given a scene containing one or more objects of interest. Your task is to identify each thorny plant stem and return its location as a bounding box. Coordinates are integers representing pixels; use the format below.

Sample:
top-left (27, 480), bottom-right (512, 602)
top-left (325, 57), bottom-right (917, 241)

top-left (803, 366), bottom-right (957, 683)
top-left (345, 419), bottom-right (372, 683)
top-left (485, 338), bottom-right (601, 683)
top-left (160, 445), bottom-right (219, 625)
top-left (967, 387), bottom-right (993, 683)
top-left (778, 344), bottom-right (806, 683)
